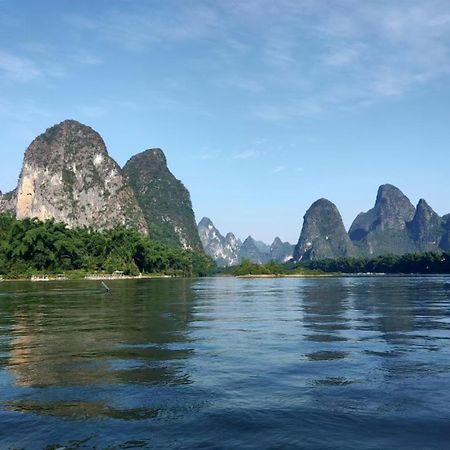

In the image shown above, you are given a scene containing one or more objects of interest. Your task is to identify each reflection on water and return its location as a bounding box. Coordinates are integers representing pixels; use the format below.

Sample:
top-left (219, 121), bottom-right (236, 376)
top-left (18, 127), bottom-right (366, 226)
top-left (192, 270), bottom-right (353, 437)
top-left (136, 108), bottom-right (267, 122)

top-left (0, 276), bottom-right (450, 449)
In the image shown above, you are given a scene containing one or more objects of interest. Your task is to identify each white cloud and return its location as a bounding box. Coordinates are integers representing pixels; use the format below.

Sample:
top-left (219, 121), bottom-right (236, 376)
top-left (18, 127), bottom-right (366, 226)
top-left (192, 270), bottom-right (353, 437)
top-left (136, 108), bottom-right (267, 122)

top-left (73, 50), bottom-right (103, 66)
top-left (272, 165), bottom-right (286, 173)
top-left (199, 150), bottom-right (222, 160)
top-left (63, 0), bottom-right (450, 117)
top-left (0, 51), bottom-right (40, 82)
top-left (233, 149), bottom-right (267, 160)
top-left (323, 46), bottom-right (362, 67)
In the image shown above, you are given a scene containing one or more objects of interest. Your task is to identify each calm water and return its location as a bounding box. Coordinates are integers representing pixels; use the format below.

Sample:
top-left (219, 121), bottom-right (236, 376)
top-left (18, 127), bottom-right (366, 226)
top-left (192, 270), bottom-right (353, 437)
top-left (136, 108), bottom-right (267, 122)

top-left (0, 277), bottom-right (450, 449)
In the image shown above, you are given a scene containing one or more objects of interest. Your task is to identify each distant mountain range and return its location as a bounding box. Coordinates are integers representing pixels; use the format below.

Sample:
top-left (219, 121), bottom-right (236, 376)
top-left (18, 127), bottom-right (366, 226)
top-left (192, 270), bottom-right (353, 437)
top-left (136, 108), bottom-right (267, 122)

top-left (1, 120), bottom-right (448, 267)
top-left (199, 184), bottom-right (450, 266)
top-left (197, 217), bottom-right (295, 266)
top-left (294, 184), bottom-right (450, 262)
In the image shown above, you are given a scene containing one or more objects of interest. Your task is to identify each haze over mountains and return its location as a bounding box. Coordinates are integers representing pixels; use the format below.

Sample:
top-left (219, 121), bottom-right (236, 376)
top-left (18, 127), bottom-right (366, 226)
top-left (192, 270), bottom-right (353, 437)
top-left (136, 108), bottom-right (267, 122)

top-left (1, 119), bottom-right (448, 268)
top-left (199, 184), bottom-right (450, 266)
top-left (198, 217), bottom-right (295, 266)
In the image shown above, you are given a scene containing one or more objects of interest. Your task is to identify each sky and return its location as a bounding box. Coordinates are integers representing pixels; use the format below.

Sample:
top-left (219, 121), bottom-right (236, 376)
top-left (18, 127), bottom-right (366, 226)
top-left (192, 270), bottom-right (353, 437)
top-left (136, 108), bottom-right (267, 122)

top-left (1, 0), bottom-right (450, 244)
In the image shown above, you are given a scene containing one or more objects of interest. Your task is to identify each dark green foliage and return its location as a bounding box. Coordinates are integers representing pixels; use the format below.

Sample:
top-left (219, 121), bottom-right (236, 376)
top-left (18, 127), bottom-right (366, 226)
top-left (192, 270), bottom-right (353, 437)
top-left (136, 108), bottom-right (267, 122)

top-left (221, 259), bottom-right (285, 276)
top-left (123, 149), bottom-right (203, 252)
top-left (0, 214), bottom-right (214, 278)
top-left (300, 252), bottom-right (450, 274)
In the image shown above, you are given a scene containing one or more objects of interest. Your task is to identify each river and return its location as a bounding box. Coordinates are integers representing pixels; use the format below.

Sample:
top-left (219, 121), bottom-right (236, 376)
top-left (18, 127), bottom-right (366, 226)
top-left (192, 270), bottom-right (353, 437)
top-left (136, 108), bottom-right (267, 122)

top-left (0, 276), bottom-right (449, 449)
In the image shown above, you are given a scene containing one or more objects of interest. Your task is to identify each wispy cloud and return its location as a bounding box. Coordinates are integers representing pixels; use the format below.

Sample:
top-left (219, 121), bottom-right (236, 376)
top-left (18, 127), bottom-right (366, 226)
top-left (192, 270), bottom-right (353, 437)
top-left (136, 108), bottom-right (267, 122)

top-left (72, 50), bottom-right (103, 66)
top-left (199, 149), bottom-right (222, 160)
top-left (65, 5), bottom-right (220, 51)
top-left (62, 0), bottom-right (450, 119)
top-left (272, 165), bottom-right (286, 173)
top-left (0, 51), bottom-right (41, 82)
top-left (322, 46), bottom-right (362, 67)
top-left (233, 149), bottom-right (267, 160)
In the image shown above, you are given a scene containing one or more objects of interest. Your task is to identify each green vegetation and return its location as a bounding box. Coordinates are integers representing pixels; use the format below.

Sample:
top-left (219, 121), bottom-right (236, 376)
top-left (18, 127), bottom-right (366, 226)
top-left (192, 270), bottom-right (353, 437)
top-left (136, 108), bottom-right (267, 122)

top-left (220, 252), bottom-right (450, 276)
top-left (220, 259), bottom-right (325, 276)
top-left (123, 149), bottom-right (204, 252)
top-left (0, 214), bottom-right (214, 279)
top-left (298, 252), bottom-right (450, 274)
top-left (229, 259), bottom-right (285, 276)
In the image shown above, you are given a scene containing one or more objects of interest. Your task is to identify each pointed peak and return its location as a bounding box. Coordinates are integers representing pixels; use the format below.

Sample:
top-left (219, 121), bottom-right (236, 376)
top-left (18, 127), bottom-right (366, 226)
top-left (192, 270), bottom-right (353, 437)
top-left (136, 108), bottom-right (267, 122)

top-left (413, 198), bottom-right (439, 220)
top-left (416, 198), bottom-right (432, 210)
top-left (198, 217), bottom-right (214, 227)
top-left (271, 237), bottom-right (283, 246)
top-left (375, 184), bottom-right (407, 202)
top-left (242, 235), bottom-right (255, 245)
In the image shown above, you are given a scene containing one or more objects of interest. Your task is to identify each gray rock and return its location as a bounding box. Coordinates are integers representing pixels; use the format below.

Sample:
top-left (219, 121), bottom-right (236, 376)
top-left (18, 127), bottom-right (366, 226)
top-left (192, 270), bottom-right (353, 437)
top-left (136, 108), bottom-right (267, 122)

top-left (270, 237), bottom-right (295, 263)
top-left (440, 214), bottom-right (450, 250)
top-left (198, 217), bottom-right (240, 266)
top-left (349, 184), bottom-right (416, 255)
top-left (294, 198), bottom-right (355, 261)
top-left (408, 199), bottom-right (444, 252)
top-left (15, 120), bottom-right (148, 233)
top-left (239, 236), bottom-right (270, 264)
top-left (0, 190), bottom-right (16, 214)
top-left (124, 148), bottom-right (202, 251)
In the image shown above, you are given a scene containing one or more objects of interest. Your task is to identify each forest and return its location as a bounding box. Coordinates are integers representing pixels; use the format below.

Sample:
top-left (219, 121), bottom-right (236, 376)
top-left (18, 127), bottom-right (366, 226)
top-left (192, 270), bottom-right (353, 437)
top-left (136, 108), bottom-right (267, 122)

top-left (225, 253), bottom-right (450, 276)
top-left (0, 215), bottom-right (213, 278)
top-left (299, 252), bottom-right (450, 274)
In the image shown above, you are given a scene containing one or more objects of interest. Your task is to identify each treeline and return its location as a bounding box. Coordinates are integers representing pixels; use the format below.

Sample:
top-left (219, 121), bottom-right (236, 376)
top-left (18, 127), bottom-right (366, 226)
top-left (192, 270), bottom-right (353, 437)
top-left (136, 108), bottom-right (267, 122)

top-left (220, 259), bottom-right (324, 276)
top-left (0, 215), bottom-right (214, 278)
top-left (298, 252), bottom-right (450, 274)
top-left (224, 259), bottom-right (286, 276)
top-left (221, 253), bottom-right (450, 276)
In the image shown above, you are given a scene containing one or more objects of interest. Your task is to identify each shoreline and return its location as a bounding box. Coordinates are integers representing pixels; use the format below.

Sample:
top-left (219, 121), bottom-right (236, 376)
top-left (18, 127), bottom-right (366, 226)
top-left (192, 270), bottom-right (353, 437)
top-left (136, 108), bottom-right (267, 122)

top-left (1, 273), bottom-right (449, 283)
top-left (0, 274), bottom-right (175, 282)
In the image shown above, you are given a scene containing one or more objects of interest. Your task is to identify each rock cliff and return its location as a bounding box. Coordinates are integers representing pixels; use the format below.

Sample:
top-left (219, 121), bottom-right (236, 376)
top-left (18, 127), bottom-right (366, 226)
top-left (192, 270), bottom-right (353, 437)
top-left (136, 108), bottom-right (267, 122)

top-left (198, 217), bottom-right (240, 266)
top-left (239, 236), bottom-right (271, 264)
top-left (124, 148), bottom-right (202, 251)
top-left (0, 190), bottom-right (16, 214)
top-left (270, 237), bottom-right (295, 263)
top-left (349, 184), bottom-right (415, 255)
top-left (15, 120), bottom-right (148, 233)
top-left (407, 199), bottom-right (444, 252)
top-left (293, 198), bottom-right (355, 261)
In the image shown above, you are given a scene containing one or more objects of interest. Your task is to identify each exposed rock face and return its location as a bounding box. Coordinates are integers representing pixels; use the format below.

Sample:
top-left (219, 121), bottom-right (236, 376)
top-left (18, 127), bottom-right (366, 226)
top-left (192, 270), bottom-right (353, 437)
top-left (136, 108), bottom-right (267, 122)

top-left (270, 237), bottom-right (294, 263)
top-left (198, 217), bottom-right (240, 266)
top-left (15, 120), bottom-right (147, 233)
top-left (239, 236), bottom-right (270, 264)
top-left (408, 199), bottom-right (444, 252)
top-left (225, 232), bottom-right (241, 260)
top-left (124, 148), bottom-right (202, 251)
top-left (293, 198), bottom-right (355, 261)
top-left (349, 184), bottom-right (416, 255)
top-left (198, 217), bottom-right (296, 266)
top-left (0, 190), bottom-right (16, 214)
top-left (440, 214), bottom-right (450, 250)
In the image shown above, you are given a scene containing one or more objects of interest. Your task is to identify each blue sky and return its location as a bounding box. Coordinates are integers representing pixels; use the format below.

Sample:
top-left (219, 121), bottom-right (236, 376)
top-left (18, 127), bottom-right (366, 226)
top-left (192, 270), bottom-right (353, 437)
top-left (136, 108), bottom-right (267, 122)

top-left (1, 0), bottom-right (450, 243)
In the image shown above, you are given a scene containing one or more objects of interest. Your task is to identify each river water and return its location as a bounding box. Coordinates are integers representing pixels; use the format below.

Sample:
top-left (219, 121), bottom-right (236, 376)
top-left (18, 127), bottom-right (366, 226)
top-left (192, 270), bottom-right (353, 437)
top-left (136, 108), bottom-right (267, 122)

top-left (0, 276), bottom-right (449, 449)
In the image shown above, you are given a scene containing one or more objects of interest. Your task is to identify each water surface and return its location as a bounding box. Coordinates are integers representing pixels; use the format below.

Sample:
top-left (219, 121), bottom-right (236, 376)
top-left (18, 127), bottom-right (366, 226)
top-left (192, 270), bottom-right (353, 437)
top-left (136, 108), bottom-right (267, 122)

top-left (0, 276), bottom-right (450, 449)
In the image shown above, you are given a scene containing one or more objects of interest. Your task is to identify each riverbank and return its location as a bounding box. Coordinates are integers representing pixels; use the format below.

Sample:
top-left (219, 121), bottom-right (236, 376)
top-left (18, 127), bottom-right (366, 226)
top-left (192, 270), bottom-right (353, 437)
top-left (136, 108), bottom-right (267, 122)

top-left (0, 273), bottom-right (178, 282)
